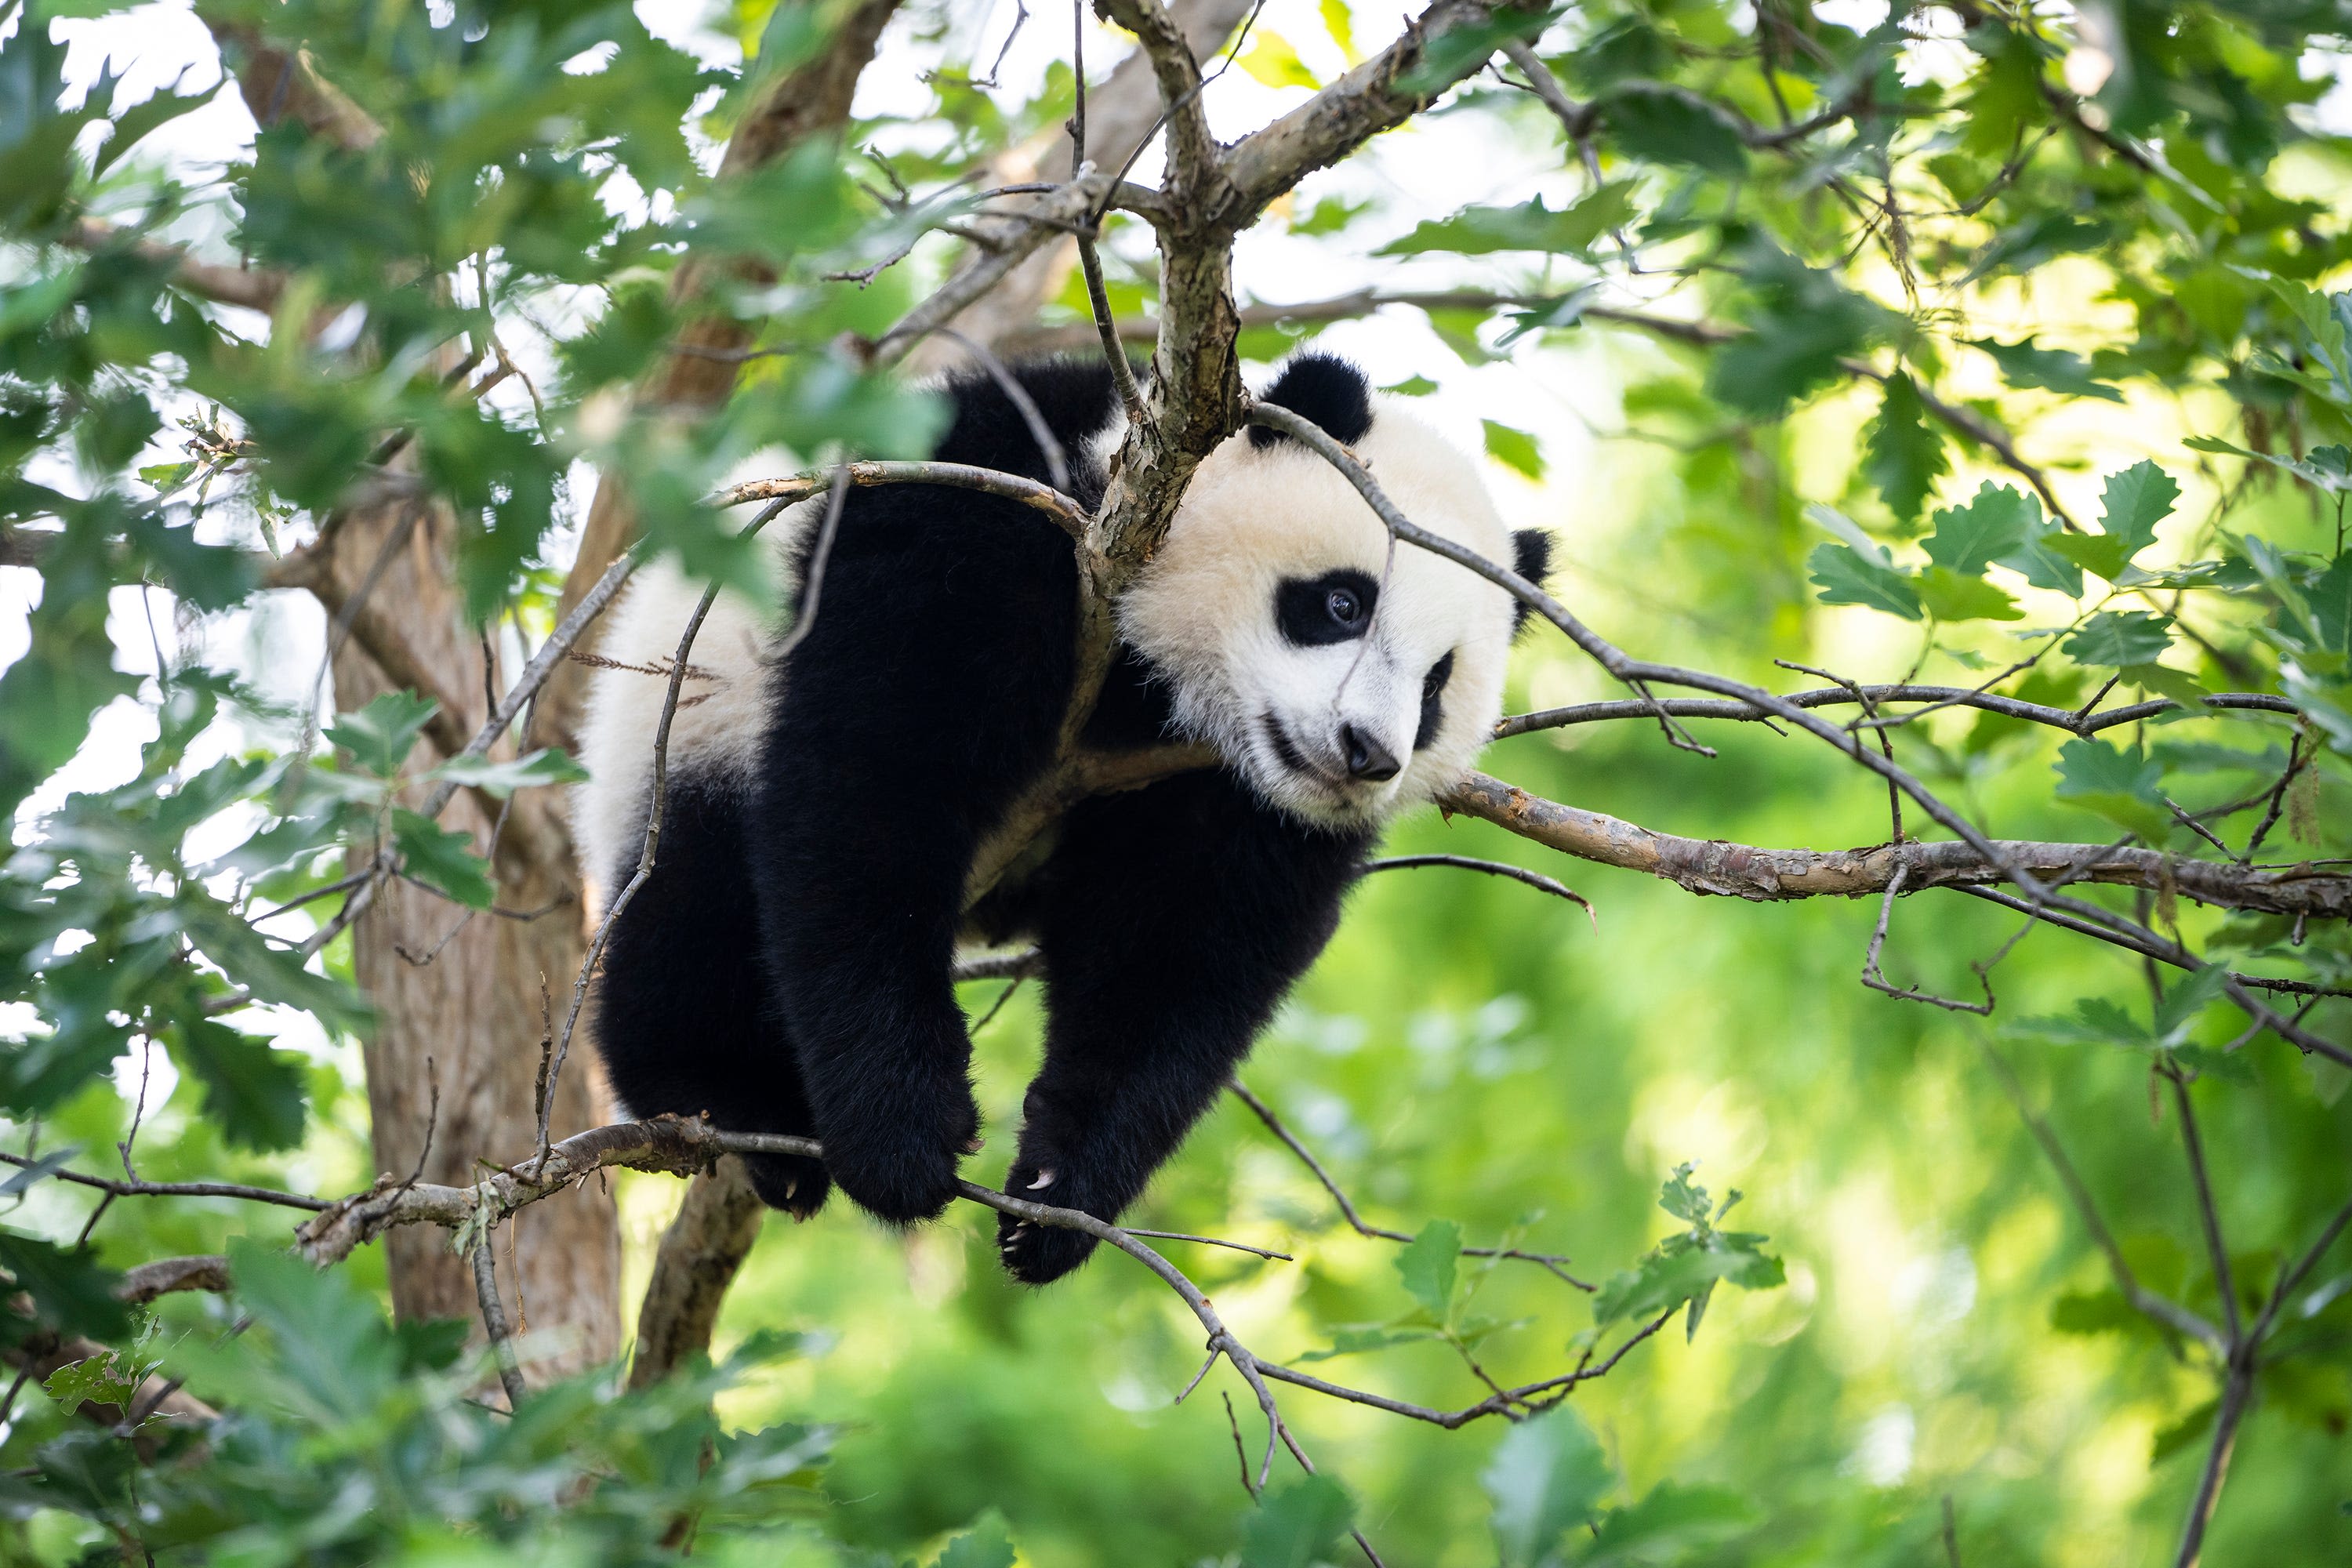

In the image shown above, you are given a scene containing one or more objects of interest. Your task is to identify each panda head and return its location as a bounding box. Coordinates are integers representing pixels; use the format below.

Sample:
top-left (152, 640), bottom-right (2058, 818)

top-left (1120, 354), bottom-right (1552, 829)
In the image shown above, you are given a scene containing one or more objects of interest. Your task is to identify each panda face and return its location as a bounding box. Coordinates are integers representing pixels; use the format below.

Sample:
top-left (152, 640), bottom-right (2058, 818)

top-left (1119, 392), bottom-right (1525, 830)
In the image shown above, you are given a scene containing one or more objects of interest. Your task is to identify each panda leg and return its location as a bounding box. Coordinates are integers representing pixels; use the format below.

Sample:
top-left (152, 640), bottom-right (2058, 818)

top-left (747, 499), bottom-right (1076, 1225)
top-left (996, 770), bottom-right (1368, 1284)
top-left (592, 773), bottom-right (831, 1218)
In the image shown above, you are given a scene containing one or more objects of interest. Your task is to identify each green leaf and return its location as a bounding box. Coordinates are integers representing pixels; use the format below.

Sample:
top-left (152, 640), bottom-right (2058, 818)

top-left (1993, 499), bottom-right (2083, 597)
top-left (2122, 662), bottom-right (2208, 706)
top-left (1395, 1219), bottom-right (1461, 1320)
top-left (1381, 375), bottom-right (1439, 397)
top-left (0, 1232), bottom-right (129, 1345)
top-left (1658, 1161), bottom-right (1709, 1223)
top-left (1237, 31), bottom-right (1320, 91)
top-left (1808, 542), bottom-right (1922, 619)
top-left (0, 1148), bottom-right (77, 1198)
top-left (1925, 483), bottom-right (2036, 576)
top-left (1569, 1482), bottom-right (1757, 1566)
top-left (2310, 551), bottom-right (2352, 655)
top-left (1485, 1406), bottom-right (1614, 1568)
top-left (1708, 252), bottom-right (1895, 417)
top-left (1602, 85), bottom-right (1748, 177)
top-left (91, 74), bottom-right (220, 177)
top-left (430, 747), bottom-right (590, 796)
top-left (169, 1018), bottom-right (308, 1152)
top-left (1482, 419), bottom-right (1544, 479)
top-left (324, 691), bottom-right (440, 778)
top-left (1913, 565), bottom-right (2023, 622)
top-left (1290, 194), bottom-right (1368, 236)
top-left (1592, 1242), bottom-right (1784, 1329)
top-left (2051, 1288), bottom-right (2140, 1335)
top-left (1970, 337), bottom-right (2124, 401)
top-left (1377, 184), bottom-right (1635, 257)
top-left (2099, 460), bottom-right (2180, 554)
top-left (934, 1510), bottom-right (1018, 1568)
top-left (2151, 964), bottom-right (2230, 1043)
top-left (2152, 1399), bottom-right (2220, 1465)
top-left (1241, 1475), bottom-right (1355, 1568)
top-left (2052, 737), bottom-right (2169, 840)
top-left (1863, 373), bottom-right (1947, 525)
top-left (2183, 435), bottom-right (2352, 492)
top-left (44, 1350), bottom-right (144, 1414)
top-left (2063, 611), bottom-right (2174, 666)
top-left (2049, 532), bottom-right (2136, 582)
top-left (391, 809), bottom-right (496, 910)
top-left (1294, 1325), bottom-right (1445, 1362)
top-left (2172, 1045), bottom-right (2257, 1085)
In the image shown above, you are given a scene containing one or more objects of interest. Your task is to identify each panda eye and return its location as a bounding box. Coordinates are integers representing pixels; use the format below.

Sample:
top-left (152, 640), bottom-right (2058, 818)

top-left (1276, 570), bottom-right (1380, 647)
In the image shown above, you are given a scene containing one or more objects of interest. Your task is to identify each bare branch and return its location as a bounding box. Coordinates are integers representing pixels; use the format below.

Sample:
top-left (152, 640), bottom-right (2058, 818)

top-left (198, 5), bottom-right (386, 151)
top-left (1440, 772), bottom-right (2350, 920)
top-left (1496, 686), bottom-right (2298, 740)
top-left (1220, 0), bottom-right (1528, 215)
top-left (1227, 1079), bottom-right (1597, 1288)
top-left (1364, 854), bottom-right (1595, 924)
top-left (0, 1151), bottom-right (329, 1212)
top-left (114, 1255), bottom-right (231, 1304)
top-left (471, 1234), bottom-right (528, 1411)
top-left (63, 217), bottom-right (287, 314)
top-left (713, 459), bottom-right (1093, 543)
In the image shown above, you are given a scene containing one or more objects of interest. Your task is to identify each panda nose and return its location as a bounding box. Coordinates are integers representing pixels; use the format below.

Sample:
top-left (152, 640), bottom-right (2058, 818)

top-left (1339, 724), bottom-right (1401, 782)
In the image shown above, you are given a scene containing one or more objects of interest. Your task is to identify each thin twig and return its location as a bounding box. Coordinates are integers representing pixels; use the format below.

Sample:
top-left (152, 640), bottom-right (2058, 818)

top-left (1363, 854), bottom-right (1595, 926)
top-left (1226, 1079), bottom-right (1595, 1288)
top-left (0, 1151), bottom-right (329, 1212)
top-left (470, 1233), bottom-right (528, 1412)
top-left (1976, 1044), bottom-right (2225, 1352)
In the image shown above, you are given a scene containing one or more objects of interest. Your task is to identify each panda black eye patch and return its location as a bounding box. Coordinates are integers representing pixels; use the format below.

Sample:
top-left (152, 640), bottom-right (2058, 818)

top-left (1276, 570), bottom-right (1380, 646)
top-left (1414, 650), bottom-right (1455, 752)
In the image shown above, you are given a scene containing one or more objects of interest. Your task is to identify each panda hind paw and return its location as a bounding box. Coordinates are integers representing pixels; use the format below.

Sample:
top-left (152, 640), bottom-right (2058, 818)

top-left (994, 1159), bottom-right (1108, 1284)
top-left (742, 1152), bottom-right (831, 1220)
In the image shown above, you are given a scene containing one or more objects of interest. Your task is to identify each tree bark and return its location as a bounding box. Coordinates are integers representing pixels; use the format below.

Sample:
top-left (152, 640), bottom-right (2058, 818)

top-left (327, 499), bottom-right (619, 1370)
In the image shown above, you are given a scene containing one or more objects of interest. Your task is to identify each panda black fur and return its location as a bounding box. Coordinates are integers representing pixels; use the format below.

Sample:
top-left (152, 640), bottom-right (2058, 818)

top-left (575, 353), bottom-right (1551, 1284)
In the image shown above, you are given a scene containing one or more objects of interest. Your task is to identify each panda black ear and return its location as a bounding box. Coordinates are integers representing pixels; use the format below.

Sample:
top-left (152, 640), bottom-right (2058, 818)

top-left (1508, 528), bottom-right (1553, 637)
top-left (1249, 352), bottom-right (1374, 450)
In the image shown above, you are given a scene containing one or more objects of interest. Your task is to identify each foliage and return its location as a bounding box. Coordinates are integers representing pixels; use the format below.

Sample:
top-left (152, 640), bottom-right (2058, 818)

top-left (0, 0), bottom-right (2349, 1563)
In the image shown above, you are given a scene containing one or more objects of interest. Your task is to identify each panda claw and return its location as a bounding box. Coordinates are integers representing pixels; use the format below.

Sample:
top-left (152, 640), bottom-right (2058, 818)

top-left (1027, 1168), bottom-right (1057, 1191)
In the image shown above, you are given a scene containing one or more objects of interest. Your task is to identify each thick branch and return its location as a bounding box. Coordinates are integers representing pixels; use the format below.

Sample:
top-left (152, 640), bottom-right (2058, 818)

top-left (64, 217), bottom-right (287, 314)
top-left (532, 0), bottom-right (905, 757)
top-left (1220, 0), bottom-right (1522, 216)
top-left (626, 1159), bottom-right (764, 1389)
top-left (1442, 772), bottom-right (2351, 920)
top-left (198, 5), bottom-right (385, 151)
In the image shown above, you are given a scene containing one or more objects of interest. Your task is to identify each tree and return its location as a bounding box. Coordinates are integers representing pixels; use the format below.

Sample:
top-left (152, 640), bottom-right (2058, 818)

top-left (1, 0), bottom-right (2347, 1563)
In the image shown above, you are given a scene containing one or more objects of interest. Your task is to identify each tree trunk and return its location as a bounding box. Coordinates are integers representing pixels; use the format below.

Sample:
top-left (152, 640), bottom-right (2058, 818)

top-left (328, 499), bottom-right (620, 1370)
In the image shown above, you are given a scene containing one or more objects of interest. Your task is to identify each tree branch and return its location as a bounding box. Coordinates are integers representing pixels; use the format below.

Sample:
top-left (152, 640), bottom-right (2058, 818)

top-left (1495, 686), bottom-right (2298, 740)
top-left (63, 217), bottom-right (287, 314)
top-left (1440, 771), bottom-right (2350, 920)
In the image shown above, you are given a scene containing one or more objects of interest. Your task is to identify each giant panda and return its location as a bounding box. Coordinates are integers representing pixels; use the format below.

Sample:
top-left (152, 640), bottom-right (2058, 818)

top-left (575, 352), bottom-right (1550, 1284)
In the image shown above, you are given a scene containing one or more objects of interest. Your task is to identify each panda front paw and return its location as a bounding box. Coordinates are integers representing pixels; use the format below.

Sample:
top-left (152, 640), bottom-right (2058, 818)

top-left (820, 1082), bottom-right (981, 1225)
top-left (995, 1157), bottom-right (1109, 1285)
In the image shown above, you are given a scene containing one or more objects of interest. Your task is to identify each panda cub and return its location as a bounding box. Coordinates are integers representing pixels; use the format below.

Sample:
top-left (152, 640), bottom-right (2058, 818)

top-left (575, 352), bottom-right (1548, 1283)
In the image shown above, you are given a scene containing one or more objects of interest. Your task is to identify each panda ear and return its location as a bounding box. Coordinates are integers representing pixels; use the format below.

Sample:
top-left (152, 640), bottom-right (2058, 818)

top-left (1508, 528), bottom-right (1553, 637)
top-left (1249, 353), bottom-right (1374, 450)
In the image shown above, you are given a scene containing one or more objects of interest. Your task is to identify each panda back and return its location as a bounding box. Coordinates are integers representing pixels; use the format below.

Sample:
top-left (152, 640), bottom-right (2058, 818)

top-left (571, 497), bottom-right (821, 905)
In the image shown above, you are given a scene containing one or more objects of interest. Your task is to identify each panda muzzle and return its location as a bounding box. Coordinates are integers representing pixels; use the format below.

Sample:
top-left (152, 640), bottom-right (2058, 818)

top-left (1339, 724), bottom-right (1402, 782)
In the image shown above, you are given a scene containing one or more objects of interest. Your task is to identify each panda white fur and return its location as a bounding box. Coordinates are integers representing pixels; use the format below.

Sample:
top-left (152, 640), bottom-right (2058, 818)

top-left (575, 353), bottom-right (1548, 1283)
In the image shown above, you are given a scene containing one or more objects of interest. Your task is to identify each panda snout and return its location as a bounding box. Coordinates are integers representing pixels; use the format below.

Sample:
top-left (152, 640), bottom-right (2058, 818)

top-left (1338, 724), bottom-right (1401, 782)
